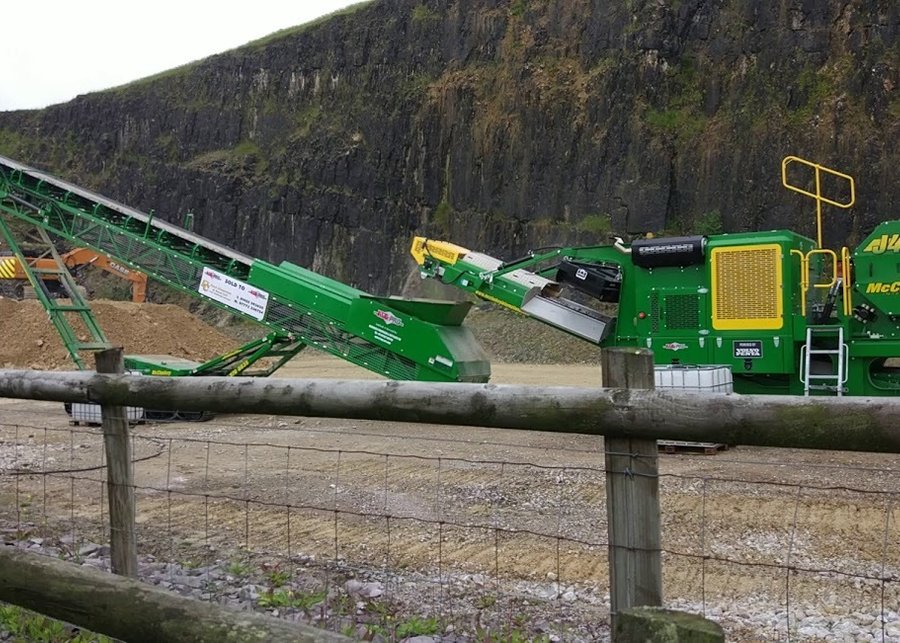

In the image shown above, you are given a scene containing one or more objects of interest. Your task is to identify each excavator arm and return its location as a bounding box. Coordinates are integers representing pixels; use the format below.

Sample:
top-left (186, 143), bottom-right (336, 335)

top-left (0, 247), bottom-right (148, 302)
top-left (61, 248), bottom-right (149, 303)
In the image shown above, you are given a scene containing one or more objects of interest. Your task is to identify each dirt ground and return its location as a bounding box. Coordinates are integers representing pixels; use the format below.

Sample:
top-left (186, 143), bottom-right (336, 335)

top-left (0, 298), bottom-right (237, 369)
top-left (1, 299), bottom-right (899, 640)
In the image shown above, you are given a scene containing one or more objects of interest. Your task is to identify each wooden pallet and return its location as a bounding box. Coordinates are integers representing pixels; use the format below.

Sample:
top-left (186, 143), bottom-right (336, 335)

top-left (658, 440), bottom-right (728, 455)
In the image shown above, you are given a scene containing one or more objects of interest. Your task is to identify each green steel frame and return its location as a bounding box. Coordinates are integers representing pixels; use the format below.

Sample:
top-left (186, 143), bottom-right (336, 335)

top-left (0, 155), bottom-right (489, 383)
top-left (412, 225), bottom-right (900, 397)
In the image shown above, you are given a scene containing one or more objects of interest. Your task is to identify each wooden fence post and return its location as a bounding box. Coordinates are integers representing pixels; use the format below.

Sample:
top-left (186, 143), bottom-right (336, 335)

top-left (602, 347), bottom-right (662, 638)
top-left (96, 347), bottom-right (137, 578)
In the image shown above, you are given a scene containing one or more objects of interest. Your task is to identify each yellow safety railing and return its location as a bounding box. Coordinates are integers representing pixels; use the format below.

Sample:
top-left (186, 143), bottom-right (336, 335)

top-left (781, 156), bottom-right (855, 248)
top-left (841, 246), bottom-right (852, 316)
top-left (792, 248), bottom-right (839, 317)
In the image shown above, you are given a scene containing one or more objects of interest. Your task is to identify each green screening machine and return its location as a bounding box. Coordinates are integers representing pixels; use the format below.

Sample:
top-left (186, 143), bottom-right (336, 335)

top-left (0, 154), bottom-right (489, 384)
top-left (411, 158), bottom-right (900, 398)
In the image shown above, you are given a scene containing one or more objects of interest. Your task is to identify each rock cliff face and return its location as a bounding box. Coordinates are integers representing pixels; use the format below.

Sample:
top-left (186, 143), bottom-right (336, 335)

top-left (0, 0), bottom-right (896, 293)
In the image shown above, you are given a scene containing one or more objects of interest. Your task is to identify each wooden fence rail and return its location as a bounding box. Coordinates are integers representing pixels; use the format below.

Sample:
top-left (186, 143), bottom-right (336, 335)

top-left (1, 369), bottom-right (898, 452)
top-left (0, 546), bottom-right (351, 643)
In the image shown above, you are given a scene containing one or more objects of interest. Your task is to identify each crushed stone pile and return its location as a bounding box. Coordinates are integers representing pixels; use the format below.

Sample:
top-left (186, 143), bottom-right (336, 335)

top-left (0, 298), bottom-right (240, 370)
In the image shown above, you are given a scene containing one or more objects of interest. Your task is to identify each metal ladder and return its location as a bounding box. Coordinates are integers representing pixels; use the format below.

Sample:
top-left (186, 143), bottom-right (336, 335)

top-left (800, 325), bottom-right (847, 396)
top-left (0, 219), bottom-right (111, 368)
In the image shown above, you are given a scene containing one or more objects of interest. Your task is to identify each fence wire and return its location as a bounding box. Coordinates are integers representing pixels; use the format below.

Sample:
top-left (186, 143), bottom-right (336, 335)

top-left (1, 400), bottom-right (899, 642)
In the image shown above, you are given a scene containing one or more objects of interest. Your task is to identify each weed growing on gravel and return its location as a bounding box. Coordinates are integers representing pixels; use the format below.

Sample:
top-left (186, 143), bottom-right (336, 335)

top-left (360, 599), bottom-right (443, 640)
top-left (395, 615), bottom-right (441, 638)
top-left (475, 594), bottom-right (497, 609)
top-left (263, 564), bottom-right (291, 587)
top-left (0, 605), bottom-right (112, 642)
top-left (179, 555), bottom-right (207, 570)
top-left (257, 588), bottom-right (327, 613)
top-left (224, 559), bottom-right (252, 577)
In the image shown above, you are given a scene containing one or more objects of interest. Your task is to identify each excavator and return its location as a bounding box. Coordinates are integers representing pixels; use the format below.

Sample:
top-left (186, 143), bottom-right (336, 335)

top-left (0, 247), bottom-right (148, 302)
top-left (411, 157), bottom-right (900, 398)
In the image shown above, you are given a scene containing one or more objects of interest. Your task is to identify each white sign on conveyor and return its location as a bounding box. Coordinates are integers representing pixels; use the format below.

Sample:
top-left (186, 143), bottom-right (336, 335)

top-left (198, 267), bottom-right (269, 321)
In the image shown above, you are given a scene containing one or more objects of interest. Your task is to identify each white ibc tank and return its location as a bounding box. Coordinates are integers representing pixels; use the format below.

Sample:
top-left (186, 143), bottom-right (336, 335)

top-left (654, 365), bottom-right (733, 394)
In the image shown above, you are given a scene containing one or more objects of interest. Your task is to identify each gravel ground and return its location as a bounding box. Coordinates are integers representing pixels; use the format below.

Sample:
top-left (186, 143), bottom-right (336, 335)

top-left (1, 300), bottom-right (900, 641)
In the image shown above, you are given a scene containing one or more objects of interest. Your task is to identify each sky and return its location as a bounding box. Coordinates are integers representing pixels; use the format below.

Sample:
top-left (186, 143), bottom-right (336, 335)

top-left (0, 1), bottom-right (363, 111)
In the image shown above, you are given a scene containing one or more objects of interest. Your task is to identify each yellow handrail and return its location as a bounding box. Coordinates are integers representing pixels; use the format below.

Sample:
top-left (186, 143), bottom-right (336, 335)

top-left (781, 156), bottom-right (855, 248)
top-left (841, 246), bottom-right (852, 316)
top-left (791, 249), bottom-right (808, 316)
top-left (792, 248), bottom-right (838, 317)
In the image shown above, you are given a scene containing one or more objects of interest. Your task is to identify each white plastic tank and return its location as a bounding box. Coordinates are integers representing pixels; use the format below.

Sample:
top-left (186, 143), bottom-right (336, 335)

top-left (654, 365), bottom-right (733, 394)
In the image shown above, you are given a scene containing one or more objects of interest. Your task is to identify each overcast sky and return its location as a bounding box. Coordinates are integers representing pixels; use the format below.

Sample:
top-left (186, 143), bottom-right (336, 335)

top-left (0, 1), bottom-right (363, 111)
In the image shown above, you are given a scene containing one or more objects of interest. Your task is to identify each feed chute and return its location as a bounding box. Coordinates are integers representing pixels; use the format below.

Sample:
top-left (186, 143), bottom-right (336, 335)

top-left (411, 237), bottom-right (620, 344)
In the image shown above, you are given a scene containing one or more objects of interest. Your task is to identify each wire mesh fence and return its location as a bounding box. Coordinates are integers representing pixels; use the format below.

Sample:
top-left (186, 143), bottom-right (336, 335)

top-left (1, 399), bottom-right (899, 642)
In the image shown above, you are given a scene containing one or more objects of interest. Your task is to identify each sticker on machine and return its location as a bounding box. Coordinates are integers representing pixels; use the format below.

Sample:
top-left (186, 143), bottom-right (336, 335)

top-left (198, 267), bottom-right (269, 321)
top-left (733, 340), bottom-right (763, 359)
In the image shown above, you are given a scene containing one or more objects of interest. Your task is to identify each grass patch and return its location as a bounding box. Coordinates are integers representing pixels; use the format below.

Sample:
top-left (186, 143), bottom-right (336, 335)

top-left (257, 588), bottom-right (326, 612)
top-left (643, 57), bottom-right (708, 140)
top-left (785, 65), bottom-right (834, 126)
top-left (509, 0), bottom-right (529, 18)
top-left (0, 128), bottom-right (32, 158)
top-left (0, 604), bottom-right (112, 642)
top-left (577, 213), bottom-right (613, 235)
top-left (411, 4), bottom-right (441, 22)
top-left (291, 104), bottom-right (323, 140)
top-left (693, 209), bottom-right (723, 235)
top-left (243, 1), bottom-right (375, 51)
top-left (396, 615), bottom-right (441, 637)
top-left (433, 199), bottom-right (454, 233)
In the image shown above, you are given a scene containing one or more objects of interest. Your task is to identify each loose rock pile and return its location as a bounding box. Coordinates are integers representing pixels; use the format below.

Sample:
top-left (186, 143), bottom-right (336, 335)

top-left (0, 299), bottom-right (239, 370)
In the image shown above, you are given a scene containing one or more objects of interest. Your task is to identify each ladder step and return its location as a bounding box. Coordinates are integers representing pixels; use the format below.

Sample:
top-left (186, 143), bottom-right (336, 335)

top-left (808, 384), bottom-right (844, 392)
top-left (803, 325), bottom-right (845, 397)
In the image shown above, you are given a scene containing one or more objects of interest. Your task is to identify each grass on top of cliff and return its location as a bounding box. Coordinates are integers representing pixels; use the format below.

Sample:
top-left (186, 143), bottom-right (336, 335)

top-left (110, 1), bottom-right (376, 93)
top-left (242, 1), bottom-right (376, 51)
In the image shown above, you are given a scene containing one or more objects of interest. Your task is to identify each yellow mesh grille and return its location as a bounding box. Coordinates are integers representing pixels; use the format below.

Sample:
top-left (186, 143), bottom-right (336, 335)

top-left (711, 245), bottom-right (783, 330)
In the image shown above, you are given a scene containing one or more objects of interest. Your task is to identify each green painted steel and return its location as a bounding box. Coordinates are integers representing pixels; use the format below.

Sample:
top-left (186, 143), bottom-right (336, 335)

top-left (0, 220), bottom-right (110, 367)
top-left (0, 155), bottom-right (489, 383)
top-left (124, 332), bottom-right (306, 377)
top-left (412, 223), bottom-right (900, 397)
